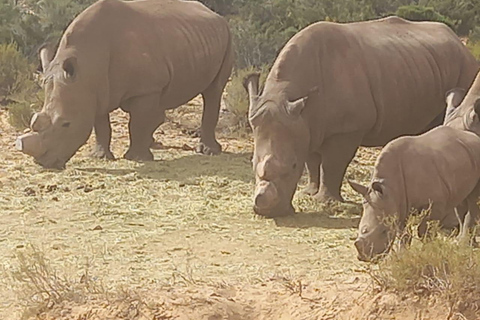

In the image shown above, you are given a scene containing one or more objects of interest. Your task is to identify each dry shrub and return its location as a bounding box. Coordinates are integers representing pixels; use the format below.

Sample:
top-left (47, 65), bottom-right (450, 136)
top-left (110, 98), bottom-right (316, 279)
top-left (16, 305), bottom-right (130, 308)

top-left (223, 66), bottom-right (268, 129)
top-left (12, 245), bottom-right (103, 320)
top-left (371, 220), bottom-right (480, 316)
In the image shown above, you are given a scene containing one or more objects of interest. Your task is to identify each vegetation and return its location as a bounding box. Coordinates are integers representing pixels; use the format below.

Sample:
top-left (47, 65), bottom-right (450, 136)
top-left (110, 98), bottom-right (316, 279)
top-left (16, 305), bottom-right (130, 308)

top-left (2, 0), bottom-right (480, 127)
top-left (372, 234), bottom-right (480, 315)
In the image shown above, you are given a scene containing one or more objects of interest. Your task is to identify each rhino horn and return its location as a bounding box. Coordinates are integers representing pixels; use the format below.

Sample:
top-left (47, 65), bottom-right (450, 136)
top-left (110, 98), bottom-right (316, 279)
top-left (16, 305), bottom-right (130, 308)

top-left (31, 112), bottom-right (52, 132)
top-left (348, 179), bottom-right (368, 197)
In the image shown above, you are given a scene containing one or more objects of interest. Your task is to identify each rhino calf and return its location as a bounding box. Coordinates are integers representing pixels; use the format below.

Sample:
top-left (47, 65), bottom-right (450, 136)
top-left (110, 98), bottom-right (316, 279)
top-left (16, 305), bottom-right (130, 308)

top-left (349, 126), bottom-right (480, 261)
top-left (16, 0), bottom-right (233, 168)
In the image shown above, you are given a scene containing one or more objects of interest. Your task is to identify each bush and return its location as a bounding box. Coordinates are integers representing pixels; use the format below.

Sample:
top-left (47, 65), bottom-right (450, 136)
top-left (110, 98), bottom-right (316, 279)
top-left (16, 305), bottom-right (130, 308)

top-left (0, 43), bottom-right (35, 100)
top-left (0, 43), bottom-right (42, 130)
top-left (224, 66), bottom-right (269, 128)
top-left (395, 5), bottom-right (454, 29)
top-left (467, 41), bottom-right (480, 60)
top-left (372, 233), bottom-right (480, 316)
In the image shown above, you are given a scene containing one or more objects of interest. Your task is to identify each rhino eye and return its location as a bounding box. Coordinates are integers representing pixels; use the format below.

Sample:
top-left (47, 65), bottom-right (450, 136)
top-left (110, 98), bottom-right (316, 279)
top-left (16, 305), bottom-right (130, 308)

top-left (62, 122), bottom-right (71, 128)
top-left (292, 163), bottom-right (297, 169)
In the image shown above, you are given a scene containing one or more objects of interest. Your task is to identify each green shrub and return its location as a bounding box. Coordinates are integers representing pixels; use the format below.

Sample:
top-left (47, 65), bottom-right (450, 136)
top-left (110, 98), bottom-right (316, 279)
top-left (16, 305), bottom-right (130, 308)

top-left (0, 43), bottom-right (43, 130)
top-left (0, 43), bottom-right (35, 99)
top-left (467, 41), bottom-right (480, 60)
top-left (224, 66), bottom-right (269, 128)
top-left (395, 5), bottom-right (454, 29)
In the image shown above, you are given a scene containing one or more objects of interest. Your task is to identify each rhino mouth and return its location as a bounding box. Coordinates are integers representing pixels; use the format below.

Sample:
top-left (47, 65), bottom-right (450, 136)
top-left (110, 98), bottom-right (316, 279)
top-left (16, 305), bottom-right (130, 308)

top-left (34, 155), bottom-right (67, 170)
top-left (253, 203), bottom-right (295, 218)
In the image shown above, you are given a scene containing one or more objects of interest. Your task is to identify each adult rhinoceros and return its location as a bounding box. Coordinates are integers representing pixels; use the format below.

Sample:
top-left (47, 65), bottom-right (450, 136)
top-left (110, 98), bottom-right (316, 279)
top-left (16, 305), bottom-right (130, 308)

top-left (16, 0), bottom-right (233, 168)
top-left (244, 16), bottom-right (478, 217)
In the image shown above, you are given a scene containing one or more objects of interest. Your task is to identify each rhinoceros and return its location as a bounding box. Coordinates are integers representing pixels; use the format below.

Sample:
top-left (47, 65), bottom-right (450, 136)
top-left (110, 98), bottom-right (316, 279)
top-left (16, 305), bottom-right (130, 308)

top-left (444, 71), bottom-right (480, 133)
top-left (348, 126), bottom-right (480, 261)
top-left (244, 16), bottom-right (478, 217)
top-left (16, 0), bottom-right (233, 168)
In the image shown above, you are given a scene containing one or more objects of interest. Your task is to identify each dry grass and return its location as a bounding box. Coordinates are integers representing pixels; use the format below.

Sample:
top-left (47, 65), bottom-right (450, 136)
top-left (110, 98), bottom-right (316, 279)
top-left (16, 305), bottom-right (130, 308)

top-left (371, 216), bottom-right (480, 318)
top-left (0, 98), bottom-right (366, 319)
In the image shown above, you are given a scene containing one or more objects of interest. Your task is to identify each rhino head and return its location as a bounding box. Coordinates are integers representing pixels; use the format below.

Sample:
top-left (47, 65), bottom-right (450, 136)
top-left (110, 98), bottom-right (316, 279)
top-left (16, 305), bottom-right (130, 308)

top-left (348, 180), bottom-right (397, 262)
top-left (16, 45), bottom-right (97, 169)
top-left (443, 74), bottom-right (480, 135)
top-left (244, 73), bottom-right (313, 217)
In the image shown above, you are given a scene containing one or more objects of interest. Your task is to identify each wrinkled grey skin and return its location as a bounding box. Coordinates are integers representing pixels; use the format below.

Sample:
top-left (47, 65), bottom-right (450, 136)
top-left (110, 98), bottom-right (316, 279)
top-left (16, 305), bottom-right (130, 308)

top-left (244, 17), bottom-right (478, 217)
top-left (16, 0), bottom-right (233, 169)
top-left (349, 126), bottom-right (480, 261)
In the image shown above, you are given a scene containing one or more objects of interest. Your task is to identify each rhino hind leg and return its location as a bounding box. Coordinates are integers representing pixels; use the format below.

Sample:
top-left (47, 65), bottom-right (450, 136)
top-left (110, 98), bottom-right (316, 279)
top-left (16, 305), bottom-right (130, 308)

top-left (124, 94), bottom-right (164, 162)
top-left (314, 134), bottom-right (362, 203)
top-left (197, 47), bottom-right (232, 156)
top-left (91, 113), bottom-right (115, 160)
top-left (301, 153), bottom-right (321, 196)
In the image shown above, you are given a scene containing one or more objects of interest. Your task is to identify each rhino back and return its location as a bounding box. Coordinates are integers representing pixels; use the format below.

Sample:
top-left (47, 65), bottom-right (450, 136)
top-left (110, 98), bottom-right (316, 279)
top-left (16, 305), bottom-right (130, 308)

top-left (264, 17), bottom-right (478, 144)
top-left (376, 126), bottom-right (480, 209)
top-left (56, 0), bottom-right (231, 111)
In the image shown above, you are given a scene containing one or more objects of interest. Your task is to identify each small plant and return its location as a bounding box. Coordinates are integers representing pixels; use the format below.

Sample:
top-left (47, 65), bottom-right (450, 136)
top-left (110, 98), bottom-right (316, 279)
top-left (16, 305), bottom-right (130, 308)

top-left (224, 66), bottom-right (268, 129)
top-left (12, 245), bottom-right (103, 320)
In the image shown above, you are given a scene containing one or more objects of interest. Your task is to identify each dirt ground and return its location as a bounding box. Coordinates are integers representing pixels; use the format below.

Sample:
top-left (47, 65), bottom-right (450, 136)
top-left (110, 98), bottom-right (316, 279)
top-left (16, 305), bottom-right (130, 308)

top-left (0, 97), bottom-right (462, 319)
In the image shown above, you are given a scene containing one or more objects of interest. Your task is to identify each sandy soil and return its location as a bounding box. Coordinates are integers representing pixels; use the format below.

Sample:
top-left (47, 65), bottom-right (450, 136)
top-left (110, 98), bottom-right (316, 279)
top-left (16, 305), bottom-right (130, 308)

top-left (0, 97), bottom-right (462, 319)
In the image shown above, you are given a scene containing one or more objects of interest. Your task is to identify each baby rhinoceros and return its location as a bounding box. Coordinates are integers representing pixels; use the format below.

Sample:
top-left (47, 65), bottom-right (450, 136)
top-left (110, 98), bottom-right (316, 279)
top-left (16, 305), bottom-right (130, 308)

top-left (348, 126), bottom-right (480, 261)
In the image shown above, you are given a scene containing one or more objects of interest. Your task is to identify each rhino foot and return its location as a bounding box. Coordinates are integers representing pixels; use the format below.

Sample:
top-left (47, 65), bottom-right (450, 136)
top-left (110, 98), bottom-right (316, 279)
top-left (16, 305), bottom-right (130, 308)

top-left (90, 146), bottom-right (115, 160)
top-left (196, 141), bottom-right (221, 155)
top-left (313, 190), bottom-right (344, 203)
top-left (124, 149), bottom-right (154, 162)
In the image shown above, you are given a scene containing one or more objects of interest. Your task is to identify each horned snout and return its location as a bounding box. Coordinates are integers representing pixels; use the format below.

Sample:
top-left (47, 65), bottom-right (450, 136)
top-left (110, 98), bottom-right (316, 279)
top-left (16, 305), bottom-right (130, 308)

top-left (354, 237), bottom-right (371, 262)
top-left (15, 112), bottom-right (51, 158)
top-left (254, 180), bottom-right (279, 209)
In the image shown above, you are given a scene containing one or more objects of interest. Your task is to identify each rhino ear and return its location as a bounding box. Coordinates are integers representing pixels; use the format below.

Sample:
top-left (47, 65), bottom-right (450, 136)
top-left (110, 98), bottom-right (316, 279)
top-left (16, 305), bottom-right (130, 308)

top-left (474, 98), bottom-right (480, 116)
top-left (445, 88), bottom-right (466, 116)
top-left (286, 97), bottom-right (307, 117)
top-left (39, 43), bottom-right (54, 73)
top-left (62, 56), bottom-right (77, 80)
top-left (348, 180), bottom-right (368, 197)
top-left (371, 181), bottom-right (384, 196)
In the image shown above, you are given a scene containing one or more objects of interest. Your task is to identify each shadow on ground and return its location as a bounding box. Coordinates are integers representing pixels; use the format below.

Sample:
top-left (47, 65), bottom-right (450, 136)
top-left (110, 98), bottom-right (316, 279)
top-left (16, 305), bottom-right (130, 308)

top-left (79, 152), bottom-right (254, 183)
top-left (274, 211), bottom-right (360, 229)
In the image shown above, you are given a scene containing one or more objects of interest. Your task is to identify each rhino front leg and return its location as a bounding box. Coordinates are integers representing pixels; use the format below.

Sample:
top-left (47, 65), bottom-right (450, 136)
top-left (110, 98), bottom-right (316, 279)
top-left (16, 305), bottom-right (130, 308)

top-left (302, 153), bottom-right (321, 195)
top-left (197, 86), bottom-right (223, 155)
top-left (459, 196), bottom-right (479, 246)
top-left (315, 133), bottom-right (362, 203)
top-left (91, 113), bottom-right (115, 160)
top-left (124, 94), bottom-right (164, 161)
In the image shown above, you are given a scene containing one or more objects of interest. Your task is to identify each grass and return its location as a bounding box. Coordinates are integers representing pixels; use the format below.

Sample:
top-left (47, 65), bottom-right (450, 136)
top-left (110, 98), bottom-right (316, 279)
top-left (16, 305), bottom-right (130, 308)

top-left (12, 245), bottom-right (104, 320)
top-left (371, 219), bottom-right (480, 317)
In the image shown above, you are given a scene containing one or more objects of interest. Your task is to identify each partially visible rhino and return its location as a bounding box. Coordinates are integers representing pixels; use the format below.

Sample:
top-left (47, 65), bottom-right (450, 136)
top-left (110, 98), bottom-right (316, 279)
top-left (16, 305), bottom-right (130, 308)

top-left (16, 0), bottom-right (233, 168)
top-left (444, 71), bottom-right (480, 133)
top-left (349, 126), bottom-right (480, 261)
top-left (244, 16), bottom-right (478, 217)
